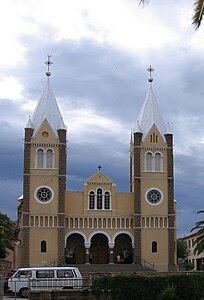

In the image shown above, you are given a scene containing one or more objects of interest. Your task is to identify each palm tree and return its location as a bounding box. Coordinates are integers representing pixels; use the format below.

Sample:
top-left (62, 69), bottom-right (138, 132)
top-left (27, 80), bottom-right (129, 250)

top-left (138, 0), bottom-right (204, 29)
top-left (191, 210), bottom-right (204, 254)
top-left (0, 213), bottom-right (15, 258)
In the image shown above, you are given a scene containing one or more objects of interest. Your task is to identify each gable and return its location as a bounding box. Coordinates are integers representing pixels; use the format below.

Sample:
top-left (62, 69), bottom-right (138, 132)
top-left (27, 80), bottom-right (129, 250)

top-left (84, 172), bottom-right (113, 184)
top-left (143, 124), bottom-right (166, 147)
top-left (32, 119), bottom-right (58, 143)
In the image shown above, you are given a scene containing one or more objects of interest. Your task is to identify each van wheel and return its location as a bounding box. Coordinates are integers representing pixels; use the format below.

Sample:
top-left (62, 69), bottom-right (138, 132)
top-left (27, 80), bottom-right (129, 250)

top-left (20, 288), bottom-right (29, 298)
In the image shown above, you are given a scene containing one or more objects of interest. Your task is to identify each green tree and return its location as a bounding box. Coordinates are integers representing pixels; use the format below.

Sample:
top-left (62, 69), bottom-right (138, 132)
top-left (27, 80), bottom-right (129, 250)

top-left (0, 213), bottom-right (15, 258)
top-left (177, 239), bottom-right (189, 259)
top-left (138, 0), bottom-right (204, 29)
top-left (191, 210), bottom-right (204, 255)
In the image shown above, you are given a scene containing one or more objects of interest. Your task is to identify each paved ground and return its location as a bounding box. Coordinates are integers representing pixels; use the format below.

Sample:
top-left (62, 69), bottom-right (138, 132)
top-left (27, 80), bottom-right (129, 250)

top-left (3, 295), bottom-right (24, 299)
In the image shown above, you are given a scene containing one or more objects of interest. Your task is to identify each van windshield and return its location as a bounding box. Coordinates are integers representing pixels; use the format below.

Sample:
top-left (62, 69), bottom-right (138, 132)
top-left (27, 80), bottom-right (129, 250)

top-left (14, 271), bottom-right (31, 278)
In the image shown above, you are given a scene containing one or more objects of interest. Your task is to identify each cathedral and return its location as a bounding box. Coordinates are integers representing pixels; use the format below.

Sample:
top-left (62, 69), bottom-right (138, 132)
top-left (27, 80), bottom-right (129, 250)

top-left (18, 59), bottom-right (177, 272)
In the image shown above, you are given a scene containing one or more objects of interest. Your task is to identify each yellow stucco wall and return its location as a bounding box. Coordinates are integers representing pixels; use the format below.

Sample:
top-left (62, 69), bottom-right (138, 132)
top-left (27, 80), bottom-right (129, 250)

top-left (29, 228), bottom-right (58, 267)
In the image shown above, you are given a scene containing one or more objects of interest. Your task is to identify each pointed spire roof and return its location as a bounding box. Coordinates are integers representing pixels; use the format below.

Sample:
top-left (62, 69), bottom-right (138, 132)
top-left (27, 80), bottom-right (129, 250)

top-left (135, 69), bottom-right (167, 139)
top-left (25, 116), bottom-right (33, 129)
top-left (28, 56), bottom-right (66, 136)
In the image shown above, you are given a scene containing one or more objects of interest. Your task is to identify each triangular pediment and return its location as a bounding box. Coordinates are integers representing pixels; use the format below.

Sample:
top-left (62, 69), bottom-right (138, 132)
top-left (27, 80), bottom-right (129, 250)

top-left (32, 118), bottom-right (58, 142)
top-left (84, 171), bottom-right (113, 184)
top-left (143, 124), bottom-right (166, 146)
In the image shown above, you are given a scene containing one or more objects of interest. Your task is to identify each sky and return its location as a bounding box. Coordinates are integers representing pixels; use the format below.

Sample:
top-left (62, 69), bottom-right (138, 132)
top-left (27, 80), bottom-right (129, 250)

top-left (0, 0), bottom-right (204, 237)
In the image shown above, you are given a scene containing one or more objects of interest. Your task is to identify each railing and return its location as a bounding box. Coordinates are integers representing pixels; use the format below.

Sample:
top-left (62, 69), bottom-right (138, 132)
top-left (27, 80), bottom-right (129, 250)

top-left (142, 259), bottom-right (155, 270)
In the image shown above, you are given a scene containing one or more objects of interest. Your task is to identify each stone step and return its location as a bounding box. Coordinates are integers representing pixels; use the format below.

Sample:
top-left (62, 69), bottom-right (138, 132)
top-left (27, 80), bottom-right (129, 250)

top-left (66, 264), bottom-right (155, 273)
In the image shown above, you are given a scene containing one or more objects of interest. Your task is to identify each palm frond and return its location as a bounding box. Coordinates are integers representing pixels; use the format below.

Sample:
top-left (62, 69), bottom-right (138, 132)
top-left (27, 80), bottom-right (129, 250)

top-left (192, 0), bottom-right (204, 29)
top-left (138, 0), bottom-right (150, 7)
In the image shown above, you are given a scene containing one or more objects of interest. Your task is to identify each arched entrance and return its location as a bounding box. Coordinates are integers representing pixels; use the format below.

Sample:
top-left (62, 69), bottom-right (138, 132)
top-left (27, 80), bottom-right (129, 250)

top-left (65, 233), bottom-right (85, 264)
top-left (113, 234), bottom-right (133, 264)
top-left (90, 234), bottom-right (109, 264)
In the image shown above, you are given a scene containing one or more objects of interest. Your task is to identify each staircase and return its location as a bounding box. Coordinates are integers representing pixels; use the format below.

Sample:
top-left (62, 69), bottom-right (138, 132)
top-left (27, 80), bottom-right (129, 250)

top-left (75, 263), bottom-right (155, 273)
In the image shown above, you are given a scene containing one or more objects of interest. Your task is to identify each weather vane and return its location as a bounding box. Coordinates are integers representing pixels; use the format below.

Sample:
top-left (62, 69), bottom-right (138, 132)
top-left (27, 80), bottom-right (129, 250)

top-left (98, 165), bottom-right (102, 171)
top-left (146, 65), bottom-right (155, 82)
top-left (45, 55), bottom-right (53, 76)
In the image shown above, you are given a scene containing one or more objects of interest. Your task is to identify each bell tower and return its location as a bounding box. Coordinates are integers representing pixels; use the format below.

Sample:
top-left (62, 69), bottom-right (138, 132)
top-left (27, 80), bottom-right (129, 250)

top-left (130, 67), bottom-right (176, 272)
top-left (21, 56), bottom-right (67, 267)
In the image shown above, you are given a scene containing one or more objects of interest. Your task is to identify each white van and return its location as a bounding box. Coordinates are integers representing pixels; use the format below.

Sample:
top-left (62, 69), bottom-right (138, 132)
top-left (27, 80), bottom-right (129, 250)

top-left (8, 267), bottom-right (83, 298)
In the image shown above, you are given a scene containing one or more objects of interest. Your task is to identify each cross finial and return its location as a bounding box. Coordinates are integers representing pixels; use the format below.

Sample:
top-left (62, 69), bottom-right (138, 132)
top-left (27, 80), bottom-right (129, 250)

top-left (98, 165), bottom-right (102, 171)
top-left (146, 65), bottom-right (155, 82)
top-left (45, 55), bottom-right (53, 77)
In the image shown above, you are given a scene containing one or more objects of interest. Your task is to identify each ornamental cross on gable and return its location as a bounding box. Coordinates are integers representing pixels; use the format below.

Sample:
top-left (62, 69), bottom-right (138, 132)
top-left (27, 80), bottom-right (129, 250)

top-left (98, 165), bottom-right (102, 171)
top-left (45, 55), bottom-right (53, 72)
top-left (146, 65), bottom-right (155, 77)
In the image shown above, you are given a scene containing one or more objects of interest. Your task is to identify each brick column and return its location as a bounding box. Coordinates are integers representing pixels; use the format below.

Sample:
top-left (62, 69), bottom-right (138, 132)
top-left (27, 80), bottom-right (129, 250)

top-left (133, 132), bottom-right (142, 264)
top-left (21, 127), bottom-right (33, 267)
top-left (165, 133), bottom-right (176, 271)
top-left (57, 129), bottom-right (67, 266)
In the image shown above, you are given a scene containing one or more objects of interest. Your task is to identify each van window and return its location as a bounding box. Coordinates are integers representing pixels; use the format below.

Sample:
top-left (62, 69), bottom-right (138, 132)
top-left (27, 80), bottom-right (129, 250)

top-left (57, 270), bottom-right (74, 278)
top-left (36, 270), bottom-right (54, 278)
top-left (15, 271), bottom-right (31, 278)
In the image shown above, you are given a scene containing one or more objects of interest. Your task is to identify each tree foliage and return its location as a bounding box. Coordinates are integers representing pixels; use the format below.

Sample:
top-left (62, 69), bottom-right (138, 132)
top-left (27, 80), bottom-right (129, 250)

top-left (138, 0), bottom-right (204, 30)
top-left (191, 210), bottom-right (204, 255)
top-left (0, 213), bottom-right (15, 258)
top-left (177, 239), bottom-right (189, 259)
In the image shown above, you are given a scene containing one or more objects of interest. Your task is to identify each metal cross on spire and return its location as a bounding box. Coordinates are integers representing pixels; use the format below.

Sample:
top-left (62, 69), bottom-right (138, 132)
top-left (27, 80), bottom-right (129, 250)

top-left (146, 65), bottom-right (155, 82)
top-left (45, 55), bottom-right (53, 77)
top-left (98, 165), bottom-right (102, 171)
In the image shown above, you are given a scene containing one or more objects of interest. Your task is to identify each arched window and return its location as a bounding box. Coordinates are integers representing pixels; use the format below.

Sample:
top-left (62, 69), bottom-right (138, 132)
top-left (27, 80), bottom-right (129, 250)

top-left (37, 149), bottom-right (44, 168)
top-left (97, 188), bottom-right (102, 209)
top-left (46, 149), bottom-right (53, 168)
top-left (104, 191), bottom-right (110, 209)
top-left (89, 191), bottom-right (95, 209)
top-left (145, 153), bottom-right (153, 171)
top-left (152, 241), bottom-right (157, 253)
top-left (41, 240), bottom-right (47, 253)
top-left (155, 153), bottom-right (162, 171)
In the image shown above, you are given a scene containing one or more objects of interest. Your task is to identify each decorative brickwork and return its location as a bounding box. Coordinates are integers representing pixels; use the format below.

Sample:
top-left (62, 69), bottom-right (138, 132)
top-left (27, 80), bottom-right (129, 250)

top-left (58, 227), bottom-right (65, 266)
top-left (165, 134), bottom-right (176, 270)
top-left (57, 129), bottom-right (66, 265)
top-left (22, 127), bottom-right (33, 267)
top-left (134, 228), bottom-right (141, 264)
top-left (133, 132), bottom-right (143, 264)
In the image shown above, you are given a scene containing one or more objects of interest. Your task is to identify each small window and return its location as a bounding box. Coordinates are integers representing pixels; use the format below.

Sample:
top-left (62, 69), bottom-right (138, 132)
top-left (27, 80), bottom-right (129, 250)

top-left (145, 153), bottom-right (152, 171)
top-left (37, 149), bottom-right (44, 168)
top-left (57, 270), bottom-right (74, 278)
top-left (155, 153), bottom-right (162, 171)
top-left (36, 270), bottom-right (54, 278)
top-left (97, 188), bottom-right (102, 209)
top-left (104, 191), bottom-right (110, 209)
top-left (152, 241), bottom-right (157, 253)
top-left (89, 191), bottom-right (95, 209)
top-left (47, 149), bottom-right (53, 168)
top-left (41, 240), bottom-right (47, 253)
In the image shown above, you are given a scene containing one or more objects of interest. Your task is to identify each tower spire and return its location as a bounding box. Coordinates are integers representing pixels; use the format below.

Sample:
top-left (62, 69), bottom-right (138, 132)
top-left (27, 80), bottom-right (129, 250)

top-left (135, 66), bottom-right (167, 139)
top-left (27, 55), bottom-right (66, 135)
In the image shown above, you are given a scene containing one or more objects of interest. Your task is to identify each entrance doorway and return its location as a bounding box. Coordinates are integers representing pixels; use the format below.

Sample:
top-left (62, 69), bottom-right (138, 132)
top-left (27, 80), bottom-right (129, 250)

top-left (113, 234), bottom-right (133, 264)
top-left (65, 233), bottom-right (85, 264)
top-left (90, 234), bottom-right (109, 264)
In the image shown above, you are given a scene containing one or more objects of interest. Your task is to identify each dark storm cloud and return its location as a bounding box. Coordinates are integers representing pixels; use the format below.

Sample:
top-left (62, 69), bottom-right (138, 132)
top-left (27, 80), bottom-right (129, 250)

top-left (1, 32), bottom-right (204, 235)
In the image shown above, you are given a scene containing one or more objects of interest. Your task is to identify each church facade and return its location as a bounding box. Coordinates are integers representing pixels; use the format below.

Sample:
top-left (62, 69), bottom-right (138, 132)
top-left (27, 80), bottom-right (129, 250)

top-left (18, 61), bottom-right (177, 272)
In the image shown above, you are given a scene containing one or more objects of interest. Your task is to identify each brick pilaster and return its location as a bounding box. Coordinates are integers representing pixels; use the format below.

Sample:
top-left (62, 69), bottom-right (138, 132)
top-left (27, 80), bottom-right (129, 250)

top-left (133, 132), bottom-right (142, 264)
top-left (165, 133), bottom-right (176, 271)
top-left (21, 127), bottom-right (33, 267)
top-left (57, 129), bottom-right (67, 265)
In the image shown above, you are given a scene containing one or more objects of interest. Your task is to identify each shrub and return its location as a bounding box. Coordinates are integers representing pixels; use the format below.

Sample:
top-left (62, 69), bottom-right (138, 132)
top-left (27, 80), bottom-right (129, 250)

top-left (92, 273), bottom-right (204, 300)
